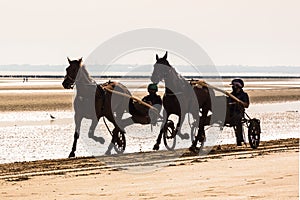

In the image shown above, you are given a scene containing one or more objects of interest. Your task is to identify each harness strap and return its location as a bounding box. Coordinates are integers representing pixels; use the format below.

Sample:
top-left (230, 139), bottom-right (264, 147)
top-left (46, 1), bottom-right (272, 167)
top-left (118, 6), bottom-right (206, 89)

top-left (100, 84), bottom-right (162, 118)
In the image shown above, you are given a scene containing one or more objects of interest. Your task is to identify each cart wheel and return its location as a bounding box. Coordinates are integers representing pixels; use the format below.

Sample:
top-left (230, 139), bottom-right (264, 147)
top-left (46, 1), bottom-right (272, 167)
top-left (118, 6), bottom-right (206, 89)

top-left (163, 120), bottom-right (176, 150)
top-left (190, 125), bottom-right (205, 152)
top-left (113, 131), bottom-right (126, 154)
top-left (248, 119), bottom-right (261, 149)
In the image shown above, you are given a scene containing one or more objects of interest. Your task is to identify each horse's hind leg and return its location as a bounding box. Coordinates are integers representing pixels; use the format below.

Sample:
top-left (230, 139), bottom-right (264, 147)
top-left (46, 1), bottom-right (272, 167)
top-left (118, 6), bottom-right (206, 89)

top-left (196, 104), bottom-right (210, 146)
top-left (190, 116), bottom-right (206, 152)
top-left (196, 118), bottom-right (206, 143)
top-left (104, 112), bottom-right (125, 155)
top-left (105, 126), bottom-right (124, 155)
top-left (69, 114), bottom-right (82, 158)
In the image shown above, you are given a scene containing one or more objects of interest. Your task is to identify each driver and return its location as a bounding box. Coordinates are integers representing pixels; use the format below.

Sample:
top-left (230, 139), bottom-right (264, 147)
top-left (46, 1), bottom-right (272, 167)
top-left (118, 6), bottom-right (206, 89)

top-left (142, 83), bottom-right (162, 109)
top-left (228, 78), bottom-right (250, 146)
top-left (130, 83), bottom-right (162, 124)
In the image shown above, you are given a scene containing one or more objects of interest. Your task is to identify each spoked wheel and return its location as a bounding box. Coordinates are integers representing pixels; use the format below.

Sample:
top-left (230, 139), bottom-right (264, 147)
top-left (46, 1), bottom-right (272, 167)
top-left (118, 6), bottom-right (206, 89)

top-left (248, 118), bottom-right (261, 149)
top-left (163, 120), bottom-right (176, 150)
top-left (190, 125), bottom-right (205, 152)
top-left (113, 131), bottom-right (126, 154)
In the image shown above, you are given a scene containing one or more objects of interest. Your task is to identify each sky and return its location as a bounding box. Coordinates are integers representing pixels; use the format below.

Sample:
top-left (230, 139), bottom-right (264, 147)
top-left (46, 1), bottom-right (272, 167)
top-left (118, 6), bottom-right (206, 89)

top-left (0, 0), bottom-right (299, 66)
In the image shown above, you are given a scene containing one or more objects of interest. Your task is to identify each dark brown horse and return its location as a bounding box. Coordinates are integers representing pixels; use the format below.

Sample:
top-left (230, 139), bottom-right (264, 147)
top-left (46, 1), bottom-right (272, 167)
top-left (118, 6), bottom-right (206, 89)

top-left (62, 58), bottom-right (131, 157)
top-left (151, 52), bottom-right (213, 151)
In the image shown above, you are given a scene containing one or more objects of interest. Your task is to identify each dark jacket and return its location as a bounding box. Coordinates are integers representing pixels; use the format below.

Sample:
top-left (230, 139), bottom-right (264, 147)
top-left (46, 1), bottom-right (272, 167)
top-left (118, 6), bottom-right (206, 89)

top-left (142, 94), bottom-right (162, 106)
top-left (229, 89), bottom-right (249, 115)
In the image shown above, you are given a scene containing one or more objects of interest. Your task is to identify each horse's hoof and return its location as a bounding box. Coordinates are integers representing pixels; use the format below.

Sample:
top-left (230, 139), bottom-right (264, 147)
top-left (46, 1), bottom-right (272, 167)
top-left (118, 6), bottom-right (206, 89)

top-left (68, 152), bottom-right (75, 158)
top-left (188, 146), bottom-right (197, 153)
top-left (153, 144), bottom-right (160, 151)
top-left (105, 150), bottom-right (111, 156)
top-left (98, 137), bottom-right (105, 144)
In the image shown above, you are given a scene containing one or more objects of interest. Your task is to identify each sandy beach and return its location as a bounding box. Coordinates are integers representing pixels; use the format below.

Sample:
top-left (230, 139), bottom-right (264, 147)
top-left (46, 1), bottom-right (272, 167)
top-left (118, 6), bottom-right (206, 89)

top-left (0, 145), bottom-right (298, 199)
top-left (1, 0), bottom-right (300, 198)
top-left (0, 77), bottom-right (299, 199)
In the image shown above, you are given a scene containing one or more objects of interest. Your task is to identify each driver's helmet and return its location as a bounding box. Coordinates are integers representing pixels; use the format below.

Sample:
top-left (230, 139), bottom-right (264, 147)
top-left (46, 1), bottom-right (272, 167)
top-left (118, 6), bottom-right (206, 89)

top-left (147, 83), bottom-right (158, 92)
top-left (230, 78), bottom-right (244, 88)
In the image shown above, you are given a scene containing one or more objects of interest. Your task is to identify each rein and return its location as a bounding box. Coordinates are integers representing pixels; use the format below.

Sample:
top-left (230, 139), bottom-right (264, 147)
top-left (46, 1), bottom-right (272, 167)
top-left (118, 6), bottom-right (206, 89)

top-left (100, 84), bottom-right (162, 118)
top-left (70, 64), bottom-right (161, 117)
top-left (192, 80), bottom-right (244, 106)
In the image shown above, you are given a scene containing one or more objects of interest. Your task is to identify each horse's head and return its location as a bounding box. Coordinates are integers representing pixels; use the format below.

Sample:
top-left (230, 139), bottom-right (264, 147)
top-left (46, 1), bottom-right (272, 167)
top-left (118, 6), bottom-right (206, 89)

top-left (62, 57), bottom-right (83, 89)
top-left (151, 51), bottom-right (171, 84)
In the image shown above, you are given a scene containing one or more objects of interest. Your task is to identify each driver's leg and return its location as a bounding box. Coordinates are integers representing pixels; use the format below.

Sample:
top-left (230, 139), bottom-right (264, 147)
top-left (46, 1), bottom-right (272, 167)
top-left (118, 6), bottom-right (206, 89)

top-left (234, 121), bottom-right (244, 146)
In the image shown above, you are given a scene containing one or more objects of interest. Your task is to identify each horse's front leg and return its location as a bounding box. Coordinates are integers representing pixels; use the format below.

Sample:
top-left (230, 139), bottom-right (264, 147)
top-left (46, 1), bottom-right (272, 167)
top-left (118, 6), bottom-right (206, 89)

top-left (88, 118), bottom-right (105, 144)
top-left (196, 105), bottom-right (209, 145)
top-left (69, 114), bottom-right (82, 158)
top-left (175, 114), bottom-right (189, 140)
top-left (196, 117), bottom-right (206, 143)
top-left (153, 111), bottom-right (168, 150)
top-left (104, 110), bottom-right (125, 155)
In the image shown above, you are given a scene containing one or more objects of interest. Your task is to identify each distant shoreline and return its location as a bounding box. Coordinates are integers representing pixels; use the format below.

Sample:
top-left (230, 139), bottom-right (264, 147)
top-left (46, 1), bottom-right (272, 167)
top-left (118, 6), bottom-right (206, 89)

top-left (1, 75), bottom-right (300, 79)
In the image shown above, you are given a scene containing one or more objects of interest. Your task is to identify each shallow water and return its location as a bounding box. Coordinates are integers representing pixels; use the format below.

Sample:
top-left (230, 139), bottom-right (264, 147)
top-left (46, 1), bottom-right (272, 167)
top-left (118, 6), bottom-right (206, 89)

top-left (0, 78), bottom-right (299, 164)
top-left (1, 78), bottom-right (300, 88)
top-left (0, 101), bottom-right (299, 164)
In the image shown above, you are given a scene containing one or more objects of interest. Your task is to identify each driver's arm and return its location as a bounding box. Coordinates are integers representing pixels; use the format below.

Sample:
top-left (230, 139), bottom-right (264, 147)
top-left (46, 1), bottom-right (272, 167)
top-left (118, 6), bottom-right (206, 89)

top-left (240, 101), bottom-right (249, 108)
top-left (239, 93), bottom-right (250, 108)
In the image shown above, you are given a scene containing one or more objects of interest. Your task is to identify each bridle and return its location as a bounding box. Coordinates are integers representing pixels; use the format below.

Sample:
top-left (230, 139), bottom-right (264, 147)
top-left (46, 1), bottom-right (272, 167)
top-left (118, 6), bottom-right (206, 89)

top-left (64, 62), bottom-right (84, 86)
top-left (152, 63), bottom-right (172, 83)
top-left (63, 74), bottom-right (76, 89)
top-left (154, 63), bottom-right (188, 96)
top-left (64, 74), bottom-right (76, 82)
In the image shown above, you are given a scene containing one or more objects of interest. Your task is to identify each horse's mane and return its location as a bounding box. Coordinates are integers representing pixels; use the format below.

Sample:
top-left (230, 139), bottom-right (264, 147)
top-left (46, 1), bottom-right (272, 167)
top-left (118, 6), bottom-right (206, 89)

top-left (168, 65), bottom-right (189, 87)
top-left (78, 65), bottom-right (94, 84)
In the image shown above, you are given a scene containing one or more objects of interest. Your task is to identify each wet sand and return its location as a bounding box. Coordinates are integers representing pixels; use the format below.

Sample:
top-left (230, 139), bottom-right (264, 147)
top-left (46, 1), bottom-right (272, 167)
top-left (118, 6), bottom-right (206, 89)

top-left (0, 140), bottom-right (298, 199)
top-left (0, 138), bottom-right (298, 177)
top-left (0, 78), bottom-right (300, 111)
